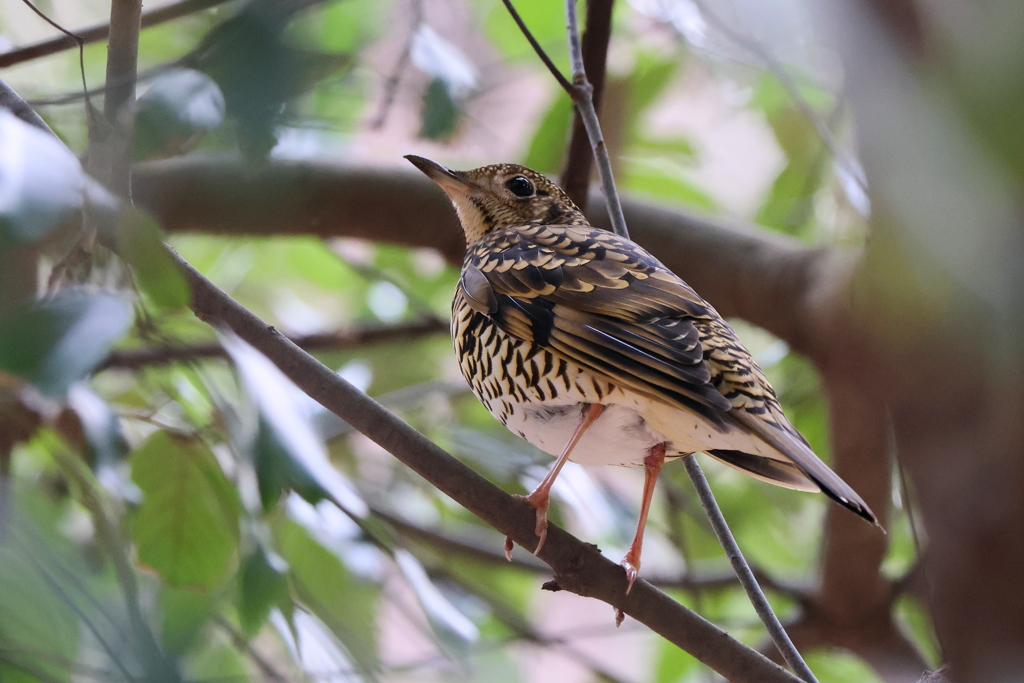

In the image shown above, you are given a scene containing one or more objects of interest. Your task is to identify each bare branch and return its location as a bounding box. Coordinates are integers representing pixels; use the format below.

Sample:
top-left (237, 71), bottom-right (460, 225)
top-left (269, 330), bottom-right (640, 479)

top-left (98, 318), bottom-right (447, 371)
top-left (560, 0), bottom-right (614, 210)
top-left (132, 158), bottom-right (820, 347)
top-left (167, 244), bottom-right (802, 683)
top-left (683, 454), bottom-right (819, 682)
top-left (102, 0), bottom-right (143, 197)
top-left (0, 0), bottom-right (232, 68)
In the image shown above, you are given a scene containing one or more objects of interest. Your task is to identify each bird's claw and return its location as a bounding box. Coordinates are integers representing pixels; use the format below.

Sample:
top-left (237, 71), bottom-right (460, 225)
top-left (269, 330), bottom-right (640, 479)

top-left (512, 492), bottom-right (549, 556)
top-left (504, 536), bottom-right (514, 562)
top-left (621, 558), bottom-right (640, 595)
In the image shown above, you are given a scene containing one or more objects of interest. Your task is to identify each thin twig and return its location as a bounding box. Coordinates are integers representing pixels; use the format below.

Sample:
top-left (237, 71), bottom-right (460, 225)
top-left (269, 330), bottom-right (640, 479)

top-left (97, 317), bottom-right (447, 370)
top-left (500, 0), bottom-right (628, 238)
top-left (369, 0), bottom-right (423, 129)
top-left (682, 454), bottom-right (818, 683)
top-left (102, 0), bottom-right (143, 198)
top-left (0, 0), bottom-right (231, 68)
top-left (563, 0), bottom-right (628, 238)
top-left (17, 0), bottom-right (91, 110)
top-left (560, 0), bottom-right (614, 210)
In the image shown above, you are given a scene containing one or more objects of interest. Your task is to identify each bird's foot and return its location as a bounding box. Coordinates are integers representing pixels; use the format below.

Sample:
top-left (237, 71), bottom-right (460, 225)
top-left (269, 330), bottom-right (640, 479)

top-left (512, 491), bottom-right (550, 556)
top-left (621, 556), bottom-right (640, 595)
top-left (503, 536), bottom-right (514, 562)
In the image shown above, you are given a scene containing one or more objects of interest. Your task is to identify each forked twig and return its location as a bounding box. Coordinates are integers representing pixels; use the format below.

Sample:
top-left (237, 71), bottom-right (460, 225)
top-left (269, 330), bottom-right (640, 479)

top-left (501, 0), bottom-right (628, 239)
top-left (683, 454), bottom-right (819, 683)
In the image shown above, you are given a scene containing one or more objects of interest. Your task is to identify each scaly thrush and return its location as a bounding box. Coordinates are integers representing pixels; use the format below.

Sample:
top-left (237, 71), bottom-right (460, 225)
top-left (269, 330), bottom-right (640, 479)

top-left (406, 155), bottom-right (875, 591)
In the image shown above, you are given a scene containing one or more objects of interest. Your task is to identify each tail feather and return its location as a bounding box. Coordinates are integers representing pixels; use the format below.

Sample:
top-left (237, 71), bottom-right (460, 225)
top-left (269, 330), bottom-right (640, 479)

top-left (726, 410), bottom-right (878, 525)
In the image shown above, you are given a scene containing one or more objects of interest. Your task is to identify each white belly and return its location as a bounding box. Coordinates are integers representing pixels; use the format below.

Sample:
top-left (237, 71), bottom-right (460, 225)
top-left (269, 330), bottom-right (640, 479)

top-left (503, 389), bottom-right (789, 467)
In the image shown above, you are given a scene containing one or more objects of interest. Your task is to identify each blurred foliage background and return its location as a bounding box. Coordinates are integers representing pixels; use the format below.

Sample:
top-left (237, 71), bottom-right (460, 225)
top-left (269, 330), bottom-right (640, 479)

top-left (0, 0), bottom-right (933, 681)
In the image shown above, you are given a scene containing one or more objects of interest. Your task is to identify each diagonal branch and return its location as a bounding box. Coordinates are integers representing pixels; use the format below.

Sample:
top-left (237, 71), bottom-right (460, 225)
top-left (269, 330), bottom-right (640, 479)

top-left (168, 244), bottom-right (801, 683)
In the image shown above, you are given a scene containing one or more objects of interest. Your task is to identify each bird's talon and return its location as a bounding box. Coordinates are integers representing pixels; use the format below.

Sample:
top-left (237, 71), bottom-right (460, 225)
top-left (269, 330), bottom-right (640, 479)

top-left (621, 559), bottom-right (639, 595)
top-left (533, 526), bottom-right (547, 556)
top-left (504, 536), bottom-right (514, 562)
top-left (614, 608), bottom-right (625, 627)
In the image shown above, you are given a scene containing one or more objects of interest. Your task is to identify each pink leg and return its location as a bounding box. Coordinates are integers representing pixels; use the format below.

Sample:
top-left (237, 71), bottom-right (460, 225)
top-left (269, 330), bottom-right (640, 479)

top-left (621, 442), bottom-right (667, 594)
top-left (507, 403), bottom-right (605, 558)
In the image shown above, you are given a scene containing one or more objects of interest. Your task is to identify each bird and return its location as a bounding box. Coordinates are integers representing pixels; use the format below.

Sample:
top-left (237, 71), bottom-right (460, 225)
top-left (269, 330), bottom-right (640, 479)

top-left (406, 155), bottom-right (876, 592)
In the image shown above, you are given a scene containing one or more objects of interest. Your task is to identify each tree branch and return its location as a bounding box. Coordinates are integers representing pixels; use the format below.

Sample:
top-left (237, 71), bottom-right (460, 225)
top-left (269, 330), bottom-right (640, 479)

top-left (98, 318), bottom-right (447, 371)
top-left (132, 157), bottom-right (822, 349)
top-left (167, 244), bottom-right (801, 683)
top-left (0, 0), bottom-right (230, 68)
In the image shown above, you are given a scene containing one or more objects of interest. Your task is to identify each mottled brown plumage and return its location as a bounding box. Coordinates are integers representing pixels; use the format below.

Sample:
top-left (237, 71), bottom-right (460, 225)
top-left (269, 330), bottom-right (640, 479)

top-left (406, 155), bottom-right (876, 587)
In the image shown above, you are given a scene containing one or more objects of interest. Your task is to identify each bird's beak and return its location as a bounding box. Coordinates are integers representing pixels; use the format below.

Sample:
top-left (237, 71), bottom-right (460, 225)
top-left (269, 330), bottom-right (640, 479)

top-left (405, 155), bottom-right (477, 198)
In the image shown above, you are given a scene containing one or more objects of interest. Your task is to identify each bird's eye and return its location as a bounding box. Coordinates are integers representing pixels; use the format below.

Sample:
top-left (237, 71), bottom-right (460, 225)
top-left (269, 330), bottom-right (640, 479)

top-left (505, 176), bottom-right (535, 198)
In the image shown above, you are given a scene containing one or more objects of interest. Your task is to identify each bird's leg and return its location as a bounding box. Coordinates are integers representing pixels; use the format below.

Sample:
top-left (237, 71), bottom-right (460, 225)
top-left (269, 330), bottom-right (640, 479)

top-left (507, 403), bottom-right (605, 559)
top-left (621, 442), bottom-right (667, 594)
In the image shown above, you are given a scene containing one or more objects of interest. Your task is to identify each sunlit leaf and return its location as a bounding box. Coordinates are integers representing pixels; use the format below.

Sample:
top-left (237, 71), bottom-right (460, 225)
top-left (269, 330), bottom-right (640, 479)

top-left (394, 549), bottom-right (479, 655)
top-left (222, 333), bottom-right (368, 516)
top-left (238, 544), bottom-right (289, 637)
top-left (523, 94), bottom-right (573, 173)
top-left (0, 109), bottom-right (85, 256)
top-left (411, 24), bottom-right (478, 100)
top-left (130, 431), bottom-right (242, 590)
top-left (273, 517), bottom-right (379, 677)
top-left (653, 633), bottom-right (697, 683)
top-left (0, 289), bottom-right (133, 397)
top-left (116, 208), bottom-right (191, 310)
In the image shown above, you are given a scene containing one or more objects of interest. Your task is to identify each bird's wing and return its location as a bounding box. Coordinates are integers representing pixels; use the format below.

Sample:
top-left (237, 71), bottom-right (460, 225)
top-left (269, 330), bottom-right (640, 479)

top-left (462, 224), bottom-right (876, 523)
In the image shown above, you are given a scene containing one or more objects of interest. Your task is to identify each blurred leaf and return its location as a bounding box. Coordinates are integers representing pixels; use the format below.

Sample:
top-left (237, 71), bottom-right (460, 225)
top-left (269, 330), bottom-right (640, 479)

top-left (222, 333), bottom-right (368, 516)
top-left (0, 546), bottom-right (80, 683)
top-left (0, 109), bottom-right (85, 256)
top-left (653, 633), bottom-right (697, 683)
top-left (160, 585), bottom-right (215, 655)
top-left (523, 94), bottom-right (573, 172)
top-left (0, 289), bottom-right (133, 396)
top-left (274, 517), bottom-right (379, 677)
top-left (394, 549), bottom-right (479, 655)
top-left (187, 2), bottom-right (351, 159)
top-left (420, 78), bottom-right (460, 141)
top-left (238, 544), bottom-right (289, 637)
top-left (623, 54), bottom-right (678, 136)
top-left (133, 68), bottom-right (225, 161)
top-left (186, 639), bottom-right (248, 682)
top-left (116, 209), bottom-right (190, 310)
top-left (130, 431), bottom-right (241, 590)
top-left (620, 158), bottom-right (716, 210)
top-left (484, 0), bottom-right (566, 66)
top-left (895, 594), bottom-right (941, 668)
top-left (66, 383), bottom-right (129, 466)
top-left (411, 25), bottom-right (478, 101)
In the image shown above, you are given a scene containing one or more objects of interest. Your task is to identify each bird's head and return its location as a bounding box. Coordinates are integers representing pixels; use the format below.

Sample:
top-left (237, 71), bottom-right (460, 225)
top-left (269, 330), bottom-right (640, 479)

top-left (405, 156), bottom-right (588, 245)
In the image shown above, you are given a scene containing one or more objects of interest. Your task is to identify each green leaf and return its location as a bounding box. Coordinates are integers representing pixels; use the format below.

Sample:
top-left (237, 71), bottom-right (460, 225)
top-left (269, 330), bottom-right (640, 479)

top-left (484, 0), bottom-right (566, 65)
top-left (523, 94), bottom-right (573, 173)
top-left (0, 109), bottom-right (85, 256)
top-left (420, 79), bottom-right (460, 141)
top-left (133, 68), bottom-right (225, 161)
top-left (0, 547), bottom-right (80, 683)
top-left (116, 208), bottom-right (191, 310)
top-left (160, 585), bottom-right (215, 655)
top-left (394, 549), bottom-right (479, 655)
top-left (653, 632), bottom-right (697, 683)
top-left (238, 544), bottom-right (289, 637)
top-left (273, 517), bottom-right (379, 677)
top-left (130, 431), bottom-right (242, 590)
top-left (0, 289), bottom-right (133, 396)
top-left (223, 334), bottom-right (367, 516)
